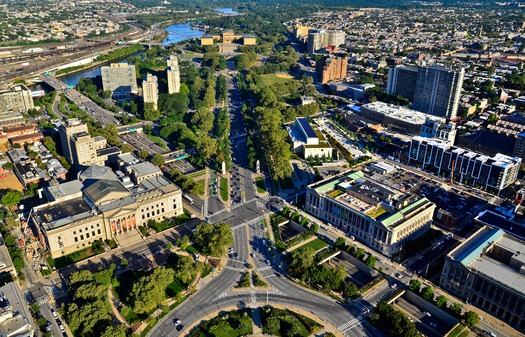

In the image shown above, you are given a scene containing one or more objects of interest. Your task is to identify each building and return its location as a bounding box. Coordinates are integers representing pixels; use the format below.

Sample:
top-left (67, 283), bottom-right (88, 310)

top-left (287, 117), bottom-right (333, 159)
top-left (0, 111), bottom-right (24, 127)
top-left (413, 65), bottom-right (465, 118)
top-left (307, 29), bottom-right (345, 53)
top-left (359, 102), bottom-right (457, 141)
top-left (0, 282), bottom-right (36, 337)
top-left (59, 119), bottom-right (121, 166)
top-left (420, 117), bottom-right (457, 142)
top-left (0, 84), bottom-right (34, 113)
top-left (166, 55), bottom-right (180, 94)
top-left (293, 23), bottom-right (311, 40)
top-left (306, 169), bottom-right (436, 256)
top-left (10, 131), bottom-right (43, 147)
top-left (386, 65), bottom-right (418, 101)
top-left (513, 132), bottom-right (525, 161)
top-left (142, 73), bottom-right (158, 111)
top-left (409, 136), bottom-right (521, 193)
top-left (101, 63), bottom-right (138, 99)
top-left (387, 65), bottom-right (464, 119)
top-left (199, 32), bottom-right (257, 46)
top-left (440, 226), bottom-right (525, 331)
top-left (316, 56), bottom-right (348, 84)
top-left (31, 165), bottom-right (184, 258)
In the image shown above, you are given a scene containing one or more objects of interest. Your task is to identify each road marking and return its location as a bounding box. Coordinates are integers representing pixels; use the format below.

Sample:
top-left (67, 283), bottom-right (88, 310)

top-left (218, 292), bottom-right (227, 299)
top-left (36, 298), bottom-right (48, 305)
top-left (224, 265), bottom-right (245, 272)
top-left (257, 266), bottom-right (272, 272)
top-left (337, 316), bottom-right (365, 332)
top-left (272, 288), bottom-right (281, 295)
top-left (250, 290), bottom-right (256, 304)
top-left (231, 224), bottom-right (245, 230)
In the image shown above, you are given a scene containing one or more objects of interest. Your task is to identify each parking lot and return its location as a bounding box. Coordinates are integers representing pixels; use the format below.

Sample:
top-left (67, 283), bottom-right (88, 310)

top-left (120, 132), bottom-right (168, 155)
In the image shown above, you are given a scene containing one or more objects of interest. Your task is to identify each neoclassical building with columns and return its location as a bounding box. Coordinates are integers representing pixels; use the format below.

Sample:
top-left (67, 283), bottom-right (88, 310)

top-left (31, 162), bottom-right (183, 258)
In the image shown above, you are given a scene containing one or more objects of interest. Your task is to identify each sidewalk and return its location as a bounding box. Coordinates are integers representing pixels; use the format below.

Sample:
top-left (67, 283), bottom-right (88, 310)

top-left (283, 235), bottom-right (318, 255)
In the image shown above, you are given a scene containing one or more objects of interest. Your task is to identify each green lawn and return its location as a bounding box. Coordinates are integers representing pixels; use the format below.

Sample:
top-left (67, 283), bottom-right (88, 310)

top-left (261, 307), bottom-right (321, 337)
top-left (299, 238), bottom-right (329, 252)
top-left (49, 247), bottom-right (98, 269)
top-left (259, 73), bottom-right (296, 86)
top-left (255, 176), bottom-right (266, 193)
top-left (146, 134), bottom-right (168, 149)
top-left (193, 179), bottom-right (205, 196)
top-left (219, 177), bottom-right (229, 202)
top-left (187, 170), bottom-right (206, 179)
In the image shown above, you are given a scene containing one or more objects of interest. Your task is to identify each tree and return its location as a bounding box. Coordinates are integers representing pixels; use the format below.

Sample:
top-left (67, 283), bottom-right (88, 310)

top-left (191, 107), bottom-right (214, 135)
top-left (139, 149), bottom-right (149, 159)
top-left (101, 90), bottom-right (112, 99)
top-left (436, 295), bottom-right (447, 308)
top-left (129, 266), bottom-right (175, 314)
top-left (191, 223), bottom-right (233, 257)
top-left (177, 235), bottom-right (191, 250)
top-left (408, 279), bottom-right (421, 293)
top-left (2, 162), bottom-right (13, 171)
top-left (266, 315), bottom-right (280, 332)
top-left (151, 153), bottom-right (165, 167)
top-left (288, 247), bottom-right (315, 280)
top-left (101, 324), bottom-right (127, 337)
top-left (342, 281), bottom-right (359, 298)
top-left (1, 189), bottom-right (22, 207)
top-left (120, 258), bottom-right (128, 267)
top-left (465, 311), bottom-right (479, 329)
top-left (450, 303), bottom-right (462, 317)
top-left (421, 286), bottom-right (434, 301)
top-left (365, 255), bottom-right (376, 268)
top-left (355, 248), bottom-right (365, 260)
top-left (143, 102), bottom-right (161, 121)
top-left (335, 237), bottom-right (346, 249)
top-left (310, 223), bottom-right (319, 233)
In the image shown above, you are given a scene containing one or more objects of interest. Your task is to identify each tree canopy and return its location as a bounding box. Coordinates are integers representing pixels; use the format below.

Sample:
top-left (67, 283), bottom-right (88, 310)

top-left (192, 222), bottom-right (233, 257)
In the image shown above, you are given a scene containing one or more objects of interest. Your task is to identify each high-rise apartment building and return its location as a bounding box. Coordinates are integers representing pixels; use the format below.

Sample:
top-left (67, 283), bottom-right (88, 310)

top-left (386, 65), bottom-right (418, 101)
top-left (166, 55), bottom-right (180, 94)
top-left (59, 119), bottom-right (120, 166)
top-left (316, 56), bottom-right (348, 84)
top-left (142, 73), bottom-right (158, 111)
top-left (0, 84), bottom-right (34, 112)
top-left (387, 65), bottom-right (464, 119)
top-left (101, 63), bottom-right (138, 99)
top-left (307, 29), bottom-right (345, 53)
top-left (409, 136), bottom-right (521, 193)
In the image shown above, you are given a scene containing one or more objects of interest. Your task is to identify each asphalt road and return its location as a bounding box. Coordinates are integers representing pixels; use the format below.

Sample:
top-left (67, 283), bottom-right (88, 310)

top-left (64, 88), bottom-right (121, 126)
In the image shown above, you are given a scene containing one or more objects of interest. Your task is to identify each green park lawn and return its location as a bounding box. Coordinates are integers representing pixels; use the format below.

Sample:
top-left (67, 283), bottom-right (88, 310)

top-left (193, 179), bottom-right (205, 196)
top-left (48, 247), bottom-right (97, 269)
top-left (255, 176), bottom-right (266, 193)
top-left (219, 177), bottom-right (229, 201)
top-left (259, 73), bottom-right (296, 86)
top-left (299, 238), bottom-right (329, 252)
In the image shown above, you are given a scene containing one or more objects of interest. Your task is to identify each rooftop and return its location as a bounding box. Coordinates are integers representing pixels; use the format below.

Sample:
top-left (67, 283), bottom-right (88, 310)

top-left (34, 197), bottom-right (93, 231)
top-left (449, 225), bottom-right (525, 297)
top-left (363, 101), bottom-right (446, 126)
top-left (297, 117), bottom-right (317, 139)
top-left (46, 180), bottom-right (83, 201)
top-left (129, 162), bottom-right (161, 178)
top-left (0, 282), bottom-right (35, 337)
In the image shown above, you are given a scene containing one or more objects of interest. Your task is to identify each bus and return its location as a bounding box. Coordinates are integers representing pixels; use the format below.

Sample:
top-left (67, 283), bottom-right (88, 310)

top-left (183, 194), bottom-right (194, 204)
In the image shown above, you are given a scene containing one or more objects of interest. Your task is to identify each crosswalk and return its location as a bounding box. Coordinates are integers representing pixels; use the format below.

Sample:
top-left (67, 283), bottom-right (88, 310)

top-left (250, 290), bottom-right (256, 304)
top-left (35, 298), bottom-right (48, 305)
top-left (337, 316), bottom-right (364, 332)
top-left (257, 266), bottom-right (272, 272)
top-left (217, 292), bottom-right (227, 299)
top-left (231, 223), bottom-right (245, 231)
top-left (224, 265), bottom-right (245, 272)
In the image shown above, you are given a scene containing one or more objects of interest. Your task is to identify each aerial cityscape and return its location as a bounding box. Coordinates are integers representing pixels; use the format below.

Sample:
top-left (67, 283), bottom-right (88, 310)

top-left (0, 0), bottom-right (524, 337)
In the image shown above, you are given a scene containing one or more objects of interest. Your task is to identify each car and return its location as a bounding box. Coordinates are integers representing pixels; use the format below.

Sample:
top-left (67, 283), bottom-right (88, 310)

top-left (266, 260), bottom-right (271, 266)
top-left (58, 322), bottom-right (65, 332)
top-left (390, 283), bottom-right (398, 289)
top-left (275, 272), bottom-right (281, 277)
top-left (51, 309), bottom-right (58, 320)
top-left (423, 311), bottom-right (431, 317)
top-left (176, 324), bottom-right (184, 331)
top-left (174, 319), bottom-right (181, 326)
top-left (429, 322), bottom-right (437, 328)
top-left (486, 331), bottom-right (496, 337)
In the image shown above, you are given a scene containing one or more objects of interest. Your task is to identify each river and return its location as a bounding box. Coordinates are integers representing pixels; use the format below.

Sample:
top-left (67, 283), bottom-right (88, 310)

top-left (32, 23), bottom-right (203, 91)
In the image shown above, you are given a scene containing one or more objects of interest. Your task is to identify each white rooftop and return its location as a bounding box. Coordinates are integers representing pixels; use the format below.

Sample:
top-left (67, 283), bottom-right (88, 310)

top-left (363, 101), bottom-right (446, 126)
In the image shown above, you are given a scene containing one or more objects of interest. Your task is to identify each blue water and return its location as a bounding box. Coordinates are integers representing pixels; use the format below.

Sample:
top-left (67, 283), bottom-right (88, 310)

top-left (215, 8), bottom-right (239, 14)
top-left (162, 23), bottom-right (204, 45)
